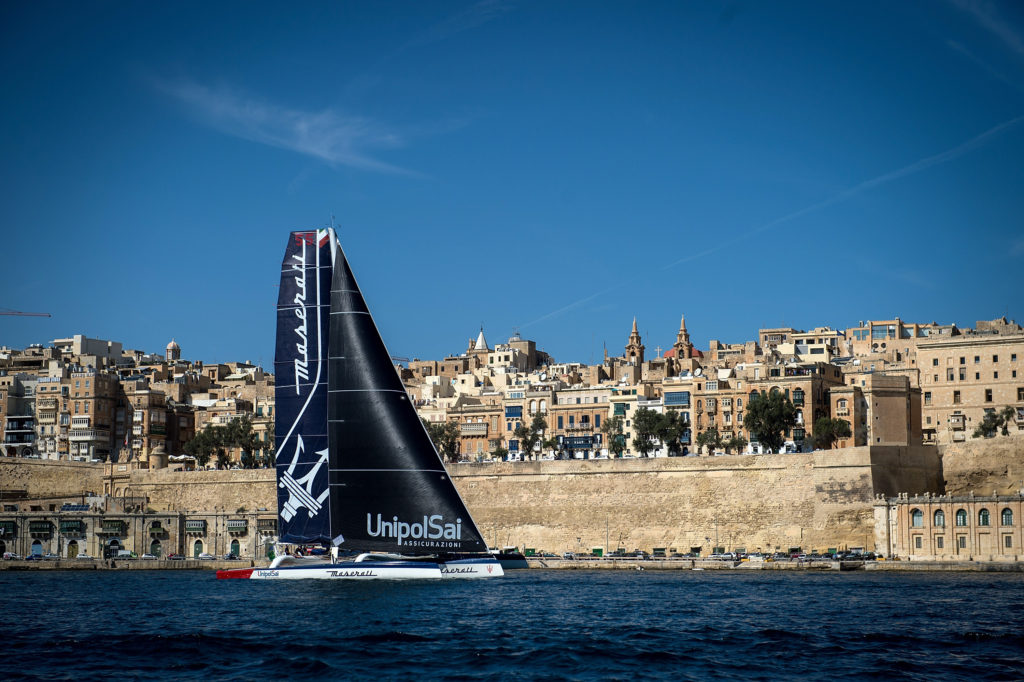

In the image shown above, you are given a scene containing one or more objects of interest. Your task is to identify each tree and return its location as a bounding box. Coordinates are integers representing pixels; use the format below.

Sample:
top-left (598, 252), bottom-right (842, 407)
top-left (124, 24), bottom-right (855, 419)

top-left (421, 418), bottom-right (460, 461)
top-left (491, 446), bottom-right (508, 461)
top-left (631, 407), bottom-right (662, 457)
top-left (998, 406), bottom-right (1016, 436)
top-left (183, 429), bottom-right (214, 468)
top-left (726, 435), bottom-right (748, 454)
top-left (813, 417), bottom-right (852, 450)
top-left (744, 390), bottom-right (797, 454)
top-left (695, 427), bottom-right (722, 454)
top-left (513, 414), bottom-right (548, 459)
top-left (542, 436), bottom-right (559, 458)
top-left (600, 415), bottom-right (626, 458)
top-left (656, 410), bottom-right (688, 456)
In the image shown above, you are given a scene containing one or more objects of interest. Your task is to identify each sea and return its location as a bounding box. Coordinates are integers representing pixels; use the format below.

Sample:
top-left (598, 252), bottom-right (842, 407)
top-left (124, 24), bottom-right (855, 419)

top-left (2, 569), bottom-right (1023, 681)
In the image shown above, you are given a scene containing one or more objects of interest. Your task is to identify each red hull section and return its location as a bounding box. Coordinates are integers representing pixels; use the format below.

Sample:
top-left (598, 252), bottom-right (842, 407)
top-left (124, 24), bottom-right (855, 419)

top-left (216, 568), bottom-right (255, 580)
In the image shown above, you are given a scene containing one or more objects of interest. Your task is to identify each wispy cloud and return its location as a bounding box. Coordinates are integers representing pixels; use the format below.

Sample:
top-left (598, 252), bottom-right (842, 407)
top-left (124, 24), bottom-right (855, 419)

top-left (404, 0), bottom-right (514, 51)
top-left (948, 0), bottom-right (1024, 57)
top-left (158, 79), bottom-right (413, 174)
top-left (1011, 237), bottom-right (1024, 257)
top-left (662, 113), bottom-right (1024, 269)
top-left (523, 115), bottom-right (1024, 328)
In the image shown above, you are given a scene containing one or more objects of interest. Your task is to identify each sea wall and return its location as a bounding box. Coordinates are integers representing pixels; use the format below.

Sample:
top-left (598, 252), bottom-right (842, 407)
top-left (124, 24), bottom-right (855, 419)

top-left (0, 445), bottom-right (945, 555)
top-left (0, 459), bottom-right (104, 501)
top-left (450, 446), bottom-right (940, 555)
top-left (938, 434), bottom-right (1024, 496)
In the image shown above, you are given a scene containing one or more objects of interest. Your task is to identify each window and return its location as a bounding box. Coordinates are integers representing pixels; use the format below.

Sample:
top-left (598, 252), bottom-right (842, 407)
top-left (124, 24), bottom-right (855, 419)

top-left (958, 536), bottom-right (967, 549)
top-left (955, 509), bottom-right (967, 526)
top-left (960, 357), bottom-right (965, 365)
top-left (993, 355), bottom-right (999, 363)
top-left (994, 372), bottom-right (999, 379)
top-left (953, 391), bottom-right (961, 405)
top-left (557, 416), bottom-right (563, 429)
top-left (947, 369), bottom-right (955, 381)
top-left (959, 368), bottom-right (966, 381)
top-left (936, 536), bottom-right (944, 549)
top-left (911, 509), bottom-right (923, 527)
top-left (1002, 508), bottom-right (1013, 526)
top-left (985, 389), bottom-right (992, 403)
top-left (1018, 387), bottom-right (1024, 401)
top-left (974, 373), bottom-right (979, 381)
top-left (934, 510), bottom-right (945, 527)
top-left (932, 359), bottom-right (939, 367)
top-left (914, 536), bottom-right (922, 549)
top-left (1006, 535), bottom-right (1013, 548)
top-left (595, 414), bottom-right (601, 428)
top-left (924, 392), bottom-right (931, 405)
top-left (978, 509), bottom-right (990, 526)
top-left (974, 356), bottom-right (980, 364)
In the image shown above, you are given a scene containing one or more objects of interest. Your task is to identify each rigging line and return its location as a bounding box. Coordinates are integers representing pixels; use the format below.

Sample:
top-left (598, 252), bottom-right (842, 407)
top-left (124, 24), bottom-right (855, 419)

top-left (329, 468), bottom-right (447, 473)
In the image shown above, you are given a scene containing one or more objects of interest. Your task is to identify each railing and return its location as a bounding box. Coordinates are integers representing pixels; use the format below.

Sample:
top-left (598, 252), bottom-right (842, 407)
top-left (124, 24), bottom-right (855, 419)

top-left (460, 423), bottom-right (487, 435)
top-left (70, 429), bottom-right (109, 441)
top-left (836, 409), bottom-right (850, 417)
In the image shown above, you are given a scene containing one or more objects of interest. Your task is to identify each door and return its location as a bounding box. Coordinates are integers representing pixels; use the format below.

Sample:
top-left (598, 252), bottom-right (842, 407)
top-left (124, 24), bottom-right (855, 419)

top-left (66, 540), bottom-right (78, 559)
top-left (31, 539), bottom-right (42, 557)
top-left (150, 540), bottom-right (162, 557)
top-left (193, 540), bottom-right (203, 558)
top-left (230, 539), bottom-right (240, 557)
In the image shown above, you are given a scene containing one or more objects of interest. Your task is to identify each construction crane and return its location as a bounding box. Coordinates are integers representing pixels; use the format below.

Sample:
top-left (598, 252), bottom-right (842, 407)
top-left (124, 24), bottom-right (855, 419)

top-left (0, 309), bottom-right (51, 317)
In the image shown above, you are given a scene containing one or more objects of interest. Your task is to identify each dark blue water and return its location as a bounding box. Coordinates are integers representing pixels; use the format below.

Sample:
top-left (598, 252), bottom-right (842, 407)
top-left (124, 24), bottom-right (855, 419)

top-left (2, 570), bottom-right (1023, 680)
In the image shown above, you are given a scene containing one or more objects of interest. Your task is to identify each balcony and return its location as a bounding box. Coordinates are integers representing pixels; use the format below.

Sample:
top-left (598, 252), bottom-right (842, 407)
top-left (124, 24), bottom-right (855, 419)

top-left (70, 429), bottom-right (109, 442)
top-left (133, 426), bottom-right (143, 436)
top-left (60, 520), bottom-right (84, 535)
top-left (37, 411), bottom-right (57, 424)
top-left (29, 521), bottom-right (53, 538)
top-left (836, 409), bottom-right (850, 417)
top-left (185, 520), bottom-right (207, 534)
top-left (565, 423), bottom-right (594, 432)
top-left (949, 415), bottom-right (966, 431)
top-left (149, 425), bottom-right (166, 436)
top-left (227, 519), bottom-right (248, 534)
top-left (38, 398), bottom-right (58, 409)
top-left (99, 520), bottom-right (126, 535)
top-left (257, 519), bottom-right (277, 533)
top-left (149, 524), bottom-right (168, 536)
top-left (460, 423), bottom-right (487, 435)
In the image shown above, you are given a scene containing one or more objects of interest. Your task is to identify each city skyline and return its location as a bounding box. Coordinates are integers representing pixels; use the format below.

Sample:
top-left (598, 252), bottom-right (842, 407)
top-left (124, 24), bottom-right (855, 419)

top-left (2, 2), bottom-right (1023, 365)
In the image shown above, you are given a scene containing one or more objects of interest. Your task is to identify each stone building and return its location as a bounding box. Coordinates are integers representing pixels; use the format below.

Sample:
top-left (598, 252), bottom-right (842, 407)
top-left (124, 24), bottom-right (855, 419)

top-left (829, 373), bottom-right (922, 448)
top-left (916, 330), bottom-right (1024, 444)
top-left (875, 492), bottom-right (1023, 560)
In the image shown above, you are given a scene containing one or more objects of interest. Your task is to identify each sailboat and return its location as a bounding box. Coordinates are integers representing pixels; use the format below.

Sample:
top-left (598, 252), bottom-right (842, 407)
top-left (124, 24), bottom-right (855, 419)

top-left (218, 228), bottom-right (502, 580)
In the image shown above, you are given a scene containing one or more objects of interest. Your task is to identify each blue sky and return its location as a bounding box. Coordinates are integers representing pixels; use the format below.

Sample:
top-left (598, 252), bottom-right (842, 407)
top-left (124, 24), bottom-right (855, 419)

top-left (2, 1), bottom-right (1023, 367)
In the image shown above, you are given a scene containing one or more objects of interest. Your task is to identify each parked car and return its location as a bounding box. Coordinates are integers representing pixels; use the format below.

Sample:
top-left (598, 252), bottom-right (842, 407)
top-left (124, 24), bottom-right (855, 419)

top-left (24, 554), bottom-right (42, 561)
top-left (222, 553), bottom-right (239, 560)
top-left (42, 553), bottom-right (61, 560)
top-left (140, 553), bottom-right (157, 560)
top-left (167, 553), bottom-right (185, 560)
top-left (197, 552), bottom-right (215, 560)
top-left (76, 553), bottom-right (93, 560)
top-left (3, 552), bottom-right (23, 560)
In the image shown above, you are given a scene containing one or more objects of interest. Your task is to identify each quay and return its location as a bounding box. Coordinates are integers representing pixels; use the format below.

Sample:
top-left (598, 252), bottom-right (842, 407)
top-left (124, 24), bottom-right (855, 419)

top-left (526, 557), bottom-right (1024, 572)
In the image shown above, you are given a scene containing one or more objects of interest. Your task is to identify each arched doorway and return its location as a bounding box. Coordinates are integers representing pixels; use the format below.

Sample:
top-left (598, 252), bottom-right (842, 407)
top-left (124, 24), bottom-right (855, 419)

top-left (66, 540), bottom-right (79, 559)
top-left (31, 539), bottom-right (43, 557)
top-left (150, 540), bottom-right (162, 557)
top-left (230, 539), bottom-right (240, 557)
top-left (108, 538), bottom-right (121, 559)
top-left (0, 540), bottom-right (6, 555)
top-left (193, 540), bottom-right (203, 558)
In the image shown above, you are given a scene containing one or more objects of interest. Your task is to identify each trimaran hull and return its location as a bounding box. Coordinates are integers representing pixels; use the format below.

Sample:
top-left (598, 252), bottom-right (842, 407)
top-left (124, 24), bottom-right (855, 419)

top-left (217, 557), bottom-right (503, 580)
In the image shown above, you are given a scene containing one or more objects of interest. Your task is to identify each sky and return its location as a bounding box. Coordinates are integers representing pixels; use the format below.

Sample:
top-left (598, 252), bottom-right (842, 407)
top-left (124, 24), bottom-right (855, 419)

top-left (2, 1), bottom-right (1023, 368)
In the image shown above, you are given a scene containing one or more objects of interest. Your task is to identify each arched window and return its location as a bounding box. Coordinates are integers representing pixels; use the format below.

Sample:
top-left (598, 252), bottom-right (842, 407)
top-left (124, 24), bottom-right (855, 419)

top-left (911, 509), bottom-right (923, 527)
top-left (737, 398), bottom-right (742, 408)
top-left (1002, 508), bottom-right (1013, 526)
top-left (978, 509), bottom-right (990, 527)
top-left (529, 400), bottom-right (537, 415)
top-left (539, 400), bottom-right (547, 413)
top-left (933, 510), bottom-right (945, 527)
top-left (955, 509), bottom-right (968, 527)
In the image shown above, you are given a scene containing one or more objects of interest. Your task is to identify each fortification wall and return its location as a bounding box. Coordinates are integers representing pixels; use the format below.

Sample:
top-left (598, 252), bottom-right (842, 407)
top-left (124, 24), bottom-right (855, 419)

top-left (938, 434), bottom-right (1024, 495)
top-left (1, 445), bottom-right (946, 556)
top-left (0, 459), bottom-right (104, 499)
top-left (123, 468), bottom-right (276, 513)
top-left (450, 446), bottom-right (939, 555)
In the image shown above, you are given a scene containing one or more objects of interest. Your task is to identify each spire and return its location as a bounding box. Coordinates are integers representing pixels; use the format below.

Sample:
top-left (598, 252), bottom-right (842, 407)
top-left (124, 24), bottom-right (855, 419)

top-left (625, 317), bottom-right (644, 365)
top-left (474, 326), bottom-right (490, 352)
top-left (674, 313), bottom-right (692, 359)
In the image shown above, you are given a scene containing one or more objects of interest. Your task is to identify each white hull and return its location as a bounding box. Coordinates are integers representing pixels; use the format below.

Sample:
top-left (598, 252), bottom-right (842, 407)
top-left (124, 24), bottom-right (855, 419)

top-left (218, 556), bottom-right (503, 580)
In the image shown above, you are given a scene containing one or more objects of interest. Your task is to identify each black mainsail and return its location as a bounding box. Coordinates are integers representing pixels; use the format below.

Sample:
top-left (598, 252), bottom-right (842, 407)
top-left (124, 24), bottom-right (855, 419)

top-left (326, 241), bottom-right (488, 554)
top-left (275, 229), bottom-right (336, 544)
